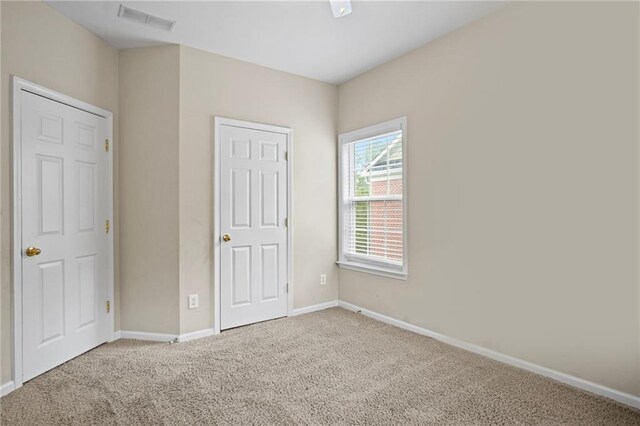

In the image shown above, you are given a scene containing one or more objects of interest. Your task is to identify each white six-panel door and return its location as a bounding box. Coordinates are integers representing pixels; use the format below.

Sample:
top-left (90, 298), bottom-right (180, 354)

top-left (220, 124), bottom-right (288, 330)
top-left (20, 91), bottom-right (109, 381)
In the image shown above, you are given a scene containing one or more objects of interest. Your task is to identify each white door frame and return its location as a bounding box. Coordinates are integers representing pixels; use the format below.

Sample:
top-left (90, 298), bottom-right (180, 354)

top-left (213, 117), bottom-right (293, 334)
top-left (11, 76), bottom-right (115, 390)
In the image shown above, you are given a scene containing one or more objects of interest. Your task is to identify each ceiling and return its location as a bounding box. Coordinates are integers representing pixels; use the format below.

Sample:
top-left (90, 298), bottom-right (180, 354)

top-left (46, 1), bottom-right (504, 84)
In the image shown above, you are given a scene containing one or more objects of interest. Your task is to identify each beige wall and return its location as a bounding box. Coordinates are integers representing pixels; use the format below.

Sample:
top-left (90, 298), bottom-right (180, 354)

top-left (338, 2), bottom-right (639, 397)
top-left (118, 46), bottom-right (181, 334)
top-left (0, 1), bottom-right (119, 384)
top-left (178, 46), bottom-right (339, 333)
top-left (116, 44), bottom-right (338, 336)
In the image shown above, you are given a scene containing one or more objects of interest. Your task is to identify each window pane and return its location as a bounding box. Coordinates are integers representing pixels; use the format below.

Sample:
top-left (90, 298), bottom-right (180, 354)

top-left (351, 131), bottom-right (402, 198)
top-left (347, 200), bottom-right (403, 263)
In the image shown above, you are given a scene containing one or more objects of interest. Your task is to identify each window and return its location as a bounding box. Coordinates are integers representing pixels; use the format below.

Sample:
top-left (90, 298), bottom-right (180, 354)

top-left (338, 117), bottom-right (407, 279)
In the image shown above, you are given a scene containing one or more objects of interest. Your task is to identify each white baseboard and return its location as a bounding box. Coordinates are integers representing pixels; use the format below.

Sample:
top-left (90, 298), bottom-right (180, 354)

top-left (338, 300), bottom-right (640, 410)
top-left (116, 301), bottom-right (343, 343)
top-left (178, 328), bottom-right (216, 343)
top-left (1, 381), bottom-right (15, 397)
top-left (116, 328), bottom-right (216, 343)
top-left (291, 300), bottom-right (339, 316)
top-left (118, 330), bottom-right (178, 342)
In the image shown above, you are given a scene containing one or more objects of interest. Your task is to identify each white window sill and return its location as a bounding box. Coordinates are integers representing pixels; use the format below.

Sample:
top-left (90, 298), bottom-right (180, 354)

top-left (336, 261), bottom-right (408, 281)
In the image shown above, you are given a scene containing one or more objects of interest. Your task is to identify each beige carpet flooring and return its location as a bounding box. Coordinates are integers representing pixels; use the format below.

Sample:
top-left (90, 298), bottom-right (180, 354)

top-left (1, 307), bottom-right (639, 425)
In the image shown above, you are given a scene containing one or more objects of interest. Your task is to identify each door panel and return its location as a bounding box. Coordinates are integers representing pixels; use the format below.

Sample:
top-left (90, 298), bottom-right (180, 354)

top-left (77, 255), bottom-right (97, 328)
top-left (220, 124), bottom-right (288, 330)
top-left (77, 161), bottom-right (97, 232)
top-left (260, 244), bottom-right (278, 301)
top-left (260, 171), bottom-right (279, 227)
top-left (21, 91), bottom-right (109, 382)
top-left (231, 169), bottom-right (251, 228)
top-left (38, 260), bottom-right (65, 344)
top-left (37, 113), bottom-right (63, 144)
top-left (231, 246), bottom-right (252, 306)
top-left (38, 155), bottom-right (64, 234)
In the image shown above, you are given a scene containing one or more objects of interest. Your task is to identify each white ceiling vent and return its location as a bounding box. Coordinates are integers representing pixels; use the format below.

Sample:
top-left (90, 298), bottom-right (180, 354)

top-left (117, 4), bottom-right (176, 31)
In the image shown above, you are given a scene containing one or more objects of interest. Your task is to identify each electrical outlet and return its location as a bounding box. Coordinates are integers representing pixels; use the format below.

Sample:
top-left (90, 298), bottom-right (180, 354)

top-left (188, 294), bottom-right (199, 309)
top-left (320, 274), bottom-right (327, 285)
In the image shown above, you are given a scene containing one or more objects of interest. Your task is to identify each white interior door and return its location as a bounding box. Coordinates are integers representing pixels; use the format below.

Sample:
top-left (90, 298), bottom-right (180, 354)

top-left (220, 124), bottom-right (288, 330)
top-left (21, 91), bottom-right (109, 382)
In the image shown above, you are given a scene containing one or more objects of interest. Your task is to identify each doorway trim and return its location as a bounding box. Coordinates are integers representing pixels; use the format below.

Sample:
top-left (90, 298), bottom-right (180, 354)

top-left (11, 77), bottom-right (115, 391)
top-left (213, 117), bottom-right (293, 334)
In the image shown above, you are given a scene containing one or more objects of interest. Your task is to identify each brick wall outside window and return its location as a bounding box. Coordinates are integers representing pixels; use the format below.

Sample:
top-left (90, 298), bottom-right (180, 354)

top-left (369, 176), bottom-right (403, 260)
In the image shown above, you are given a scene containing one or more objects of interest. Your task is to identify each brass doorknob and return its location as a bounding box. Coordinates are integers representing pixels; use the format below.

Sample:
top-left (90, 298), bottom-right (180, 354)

top-left (222, 234), bottom-right (231, 242)
top-left (25, 247), bottom-right (41, 257)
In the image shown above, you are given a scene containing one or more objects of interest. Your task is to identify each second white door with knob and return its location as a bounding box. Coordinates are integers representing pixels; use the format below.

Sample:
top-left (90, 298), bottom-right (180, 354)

top-left (218, 120), bottom-right (289, 330)
top-left (18, 87), bottom-right (111, 382)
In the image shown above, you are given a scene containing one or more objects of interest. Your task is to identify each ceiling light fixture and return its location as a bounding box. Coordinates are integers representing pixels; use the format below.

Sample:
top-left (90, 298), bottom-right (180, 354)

top-left (330, 0), bottom-right (352, 18)
top-left (117, 4), bottom-right (176, 31)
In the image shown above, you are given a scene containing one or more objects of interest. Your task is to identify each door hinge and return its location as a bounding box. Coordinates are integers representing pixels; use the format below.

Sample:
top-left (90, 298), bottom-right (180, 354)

top-left (105, 219), bottom-right (110, 234)
top-left (284, 218), bottom-right (288, 227)
top-left (106, 300), bottom-right (110, 314)
top-left (105, 139), bottom-right (110, 152)
top-left (284, 151), bottom-right (288, 161)
top-left (286, 283), bottom-right (289, 293)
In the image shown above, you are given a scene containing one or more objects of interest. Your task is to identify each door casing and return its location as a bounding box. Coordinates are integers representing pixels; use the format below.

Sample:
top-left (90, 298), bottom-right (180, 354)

top-left (214, 117), bottom-right (293, 334)
top-left (11, 76), bottom-right (115, 390)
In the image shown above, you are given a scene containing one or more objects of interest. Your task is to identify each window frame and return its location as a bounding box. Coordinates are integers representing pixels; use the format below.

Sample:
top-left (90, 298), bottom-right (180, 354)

top-left (337, 117), bottom-right (408, 280)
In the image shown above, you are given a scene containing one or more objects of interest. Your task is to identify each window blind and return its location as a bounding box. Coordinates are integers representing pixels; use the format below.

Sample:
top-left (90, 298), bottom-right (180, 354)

top-left (342, 129), bottom-right (404, 267)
